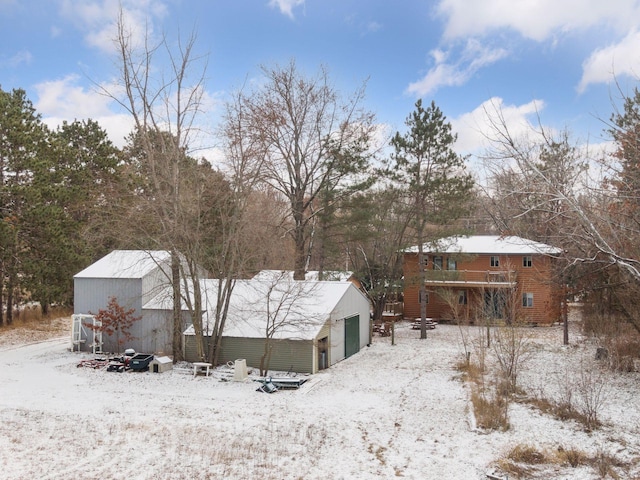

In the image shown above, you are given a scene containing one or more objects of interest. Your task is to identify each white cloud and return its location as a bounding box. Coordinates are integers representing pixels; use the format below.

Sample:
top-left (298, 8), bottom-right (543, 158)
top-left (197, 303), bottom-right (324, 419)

top-left (59, 0), bottom-right (168, 54)
top-left (578, 29), bottom-right (640, 93)
top-left (34, 75), bottom-right (134, 148)
top-left (436, 0), bottom-right (640, 41)
top-left (34, 74), bottom-right (113, 118)
top-left (268, 0), bottom-right (305, 20)
top-left (406, 39), bottom-right (508, 96)
top-left (451, 96), bottom-right (545, 156)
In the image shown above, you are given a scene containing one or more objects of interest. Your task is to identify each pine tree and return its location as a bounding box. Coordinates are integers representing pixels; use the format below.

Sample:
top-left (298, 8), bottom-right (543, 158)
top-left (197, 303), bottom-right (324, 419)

top-left (389, 99), bottom-right (474, 338)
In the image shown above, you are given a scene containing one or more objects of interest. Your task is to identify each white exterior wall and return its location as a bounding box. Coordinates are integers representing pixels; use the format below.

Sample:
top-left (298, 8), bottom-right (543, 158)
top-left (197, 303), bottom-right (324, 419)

top-left (330, 319), bottom-right (346, 365)
top-left (328, 285), bottom-right (371, 366)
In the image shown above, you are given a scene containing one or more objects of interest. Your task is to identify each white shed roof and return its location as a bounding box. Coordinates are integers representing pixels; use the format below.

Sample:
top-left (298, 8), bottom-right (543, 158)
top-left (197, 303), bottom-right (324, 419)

top-left (253, 269), bottom-right (354, 282)
top-left (74, 250), bottom-right (171, 279)
top-left (405, 235), bottom-right (562, 255)
top-left (184, 278), bottom-right (354, 340)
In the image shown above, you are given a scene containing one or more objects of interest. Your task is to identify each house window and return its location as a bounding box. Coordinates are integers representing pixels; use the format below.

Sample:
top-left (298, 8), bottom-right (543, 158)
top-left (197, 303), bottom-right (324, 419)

top-left (447, 257), bottom-right (457, 270)
top-left (433, 256), bottom-right (443, 270)
top-left (419, 290), bottom-right (429, 304)
top-left (458, 290), bottom-right (467, 305)
top-left (523, 256), bottom-right (532, 268)
top-left (490, 256), bottom-right (500, 267)
top-left (522, 292), bottom-right (534, 307)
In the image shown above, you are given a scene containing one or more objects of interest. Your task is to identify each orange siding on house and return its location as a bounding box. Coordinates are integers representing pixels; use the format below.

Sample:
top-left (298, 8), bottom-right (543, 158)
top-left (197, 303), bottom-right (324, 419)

top-left (403, 252), bottom-right (561, 324)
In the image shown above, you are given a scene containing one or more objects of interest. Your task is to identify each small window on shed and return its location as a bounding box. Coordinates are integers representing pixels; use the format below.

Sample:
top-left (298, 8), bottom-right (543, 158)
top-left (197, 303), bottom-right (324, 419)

top-left (523, 256), bottom-right (532, 268)
top-left (433, 256), bottom-right (443, 270)
top-left (522, 292), bottom-right (534, 307)
top-left (490, 256), bottom-right (500, 267)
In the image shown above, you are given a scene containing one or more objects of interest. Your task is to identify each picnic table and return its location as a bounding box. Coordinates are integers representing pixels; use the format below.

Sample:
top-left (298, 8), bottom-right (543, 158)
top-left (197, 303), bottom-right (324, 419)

top-left (373, 322), bottom-right (392, 336)
top-left (411, 318), bottom-right (437, 330)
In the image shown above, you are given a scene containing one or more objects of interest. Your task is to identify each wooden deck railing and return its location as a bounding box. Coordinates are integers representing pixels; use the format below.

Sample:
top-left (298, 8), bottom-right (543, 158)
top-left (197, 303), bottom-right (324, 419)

top-left (422, 270), bottom-right (516, 285)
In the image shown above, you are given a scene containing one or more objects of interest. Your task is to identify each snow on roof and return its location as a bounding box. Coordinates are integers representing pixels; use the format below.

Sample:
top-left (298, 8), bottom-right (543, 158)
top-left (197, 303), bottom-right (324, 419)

top-left (151, 356), bottom-right (172, 364)
top-left (252, 269), bottom-right (354, 282)
top-left (74, 250), bottom-right (171, 279)
top-left (405, 235), bottom-right (562, 255)
top-left (184, 278), bottom-right (353, 340)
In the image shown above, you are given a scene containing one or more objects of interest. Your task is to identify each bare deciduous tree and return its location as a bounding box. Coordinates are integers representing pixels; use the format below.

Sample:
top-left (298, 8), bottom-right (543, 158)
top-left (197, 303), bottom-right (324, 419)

top-left (105, 10), bottom-right (232, 362)
top-left (479, 101), bottom-right (640, 339)
top-left (234, 60), bottom-right (376, 280)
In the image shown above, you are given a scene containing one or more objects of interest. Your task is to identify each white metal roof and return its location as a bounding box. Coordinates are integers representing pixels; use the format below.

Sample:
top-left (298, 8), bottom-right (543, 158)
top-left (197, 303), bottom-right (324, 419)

top-left (74, 250), bottom-right (171, 279)
top-left (253, 269), bottom-right (354, 282)
top-left (183, 278), bottom-right (354, 340)
top-left (405, 235), bottom-right (562, 255)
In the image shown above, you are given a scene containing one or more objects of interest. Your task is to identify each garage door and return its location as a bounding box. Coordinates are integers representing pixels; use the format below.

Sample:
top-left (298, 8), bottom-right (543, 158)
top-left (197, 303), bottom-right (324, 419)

top-left (344, 315), bottom-right (360, 358)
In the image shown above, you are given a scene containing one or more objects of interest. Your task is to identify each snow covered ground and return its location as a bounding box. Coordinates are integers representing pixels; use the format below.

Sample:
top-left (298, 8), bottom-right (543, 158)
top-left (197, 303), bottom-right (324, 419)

top-left (0, 314), bottom-right (639, 479)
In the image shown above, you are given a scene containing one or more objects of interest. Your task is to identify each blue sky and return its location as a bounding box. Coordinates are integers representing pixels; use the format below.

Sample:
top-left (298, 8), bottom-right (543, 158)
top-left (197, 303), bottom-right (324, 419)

top-left (2, 0), bottom-right (640, 170)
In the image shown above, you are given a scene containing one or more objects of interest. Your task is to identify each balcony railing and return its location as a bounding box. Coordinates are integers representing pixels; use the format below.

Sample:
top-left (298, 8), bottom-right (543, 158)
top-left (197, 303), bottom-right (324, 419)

top-left (422, 269), bottom-right (516, 286)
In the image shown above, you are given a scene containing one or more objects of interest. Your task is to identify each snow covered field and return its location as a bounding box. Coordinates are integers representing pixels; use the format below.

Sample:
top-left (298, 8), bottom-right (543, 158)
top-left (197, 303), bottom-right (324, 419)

top-left (0, 316), bottom-right (639, 479)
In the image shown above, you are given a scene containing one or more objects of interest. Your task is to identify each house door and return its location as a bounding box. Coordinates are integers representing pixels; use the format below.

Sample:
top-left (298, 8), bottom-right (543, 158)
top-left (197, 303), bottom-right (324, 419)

top-left (318, 336), bottom-right (328, 370)
top-left (344, 315), bottom-right (360, 358)
top-left (484, 290), bottom-right (506, 319)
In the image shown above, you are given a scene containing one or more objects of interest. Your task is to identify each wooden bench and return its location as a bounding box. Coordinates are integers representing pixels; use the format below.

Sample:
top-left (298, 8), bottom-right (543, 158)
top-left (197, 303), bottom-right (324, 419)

top-left (193, 362), bottom-right (212, 377)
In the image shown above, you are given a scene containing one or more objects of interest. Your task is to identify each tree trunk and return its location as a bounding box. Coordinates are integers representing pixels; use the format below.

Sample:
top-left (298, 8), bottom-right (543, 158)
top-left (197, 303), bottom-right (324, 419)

top-left (171, 251), bottom-right (183, 362)
top-left (6, 281), bottom-right (13, 325)
top-left (5, 256), bottom-right (18, 326)
top-left (562, 286), bottom-right (569, 345)
top-left (418, 247), bottom-right (428, 340)
top-left (293, 225), bottom-right (306, 280)
top-left (0, 274), bottom-right (4, 326)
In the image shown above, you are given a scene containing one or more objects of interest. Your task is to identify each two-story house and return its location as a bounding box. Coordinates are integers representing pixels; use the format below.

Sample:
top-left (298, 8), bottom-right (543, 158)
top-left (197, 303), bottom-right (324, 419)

top-left (403, 235), bottom-right (562, 325)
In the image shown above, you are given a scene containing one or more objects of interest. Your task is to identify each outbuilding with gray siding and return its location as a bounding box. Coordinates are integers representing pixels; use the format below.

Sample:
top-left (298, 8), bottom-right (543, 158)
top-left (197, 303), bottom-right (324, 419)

top-left (73, 250), bottom-right (174, 354)
top-left (183, 277), bottom-right (370, 374)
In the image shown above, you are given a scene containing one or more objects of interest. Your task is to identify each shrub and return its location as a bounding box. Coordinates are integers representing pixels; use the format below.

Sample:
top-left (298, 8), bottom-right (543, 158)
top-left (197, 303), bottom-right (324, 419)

top-left (496, 443), bottom-right (548, 478)
top-left (556, 446), bottom-right (589, 468)
top-left (491, 321), bottom-right (533, 395)
top-left (89, 296), bottom-right (141, 353)
top-left (471, 388), bottom-right (509, 431)
top-left (507, 444), bottom-right (548, 464)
